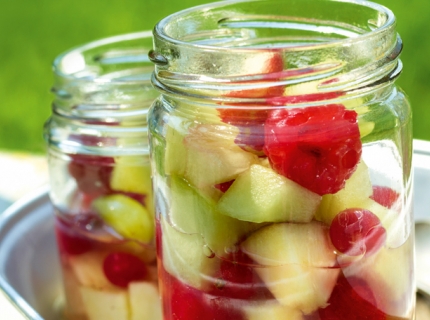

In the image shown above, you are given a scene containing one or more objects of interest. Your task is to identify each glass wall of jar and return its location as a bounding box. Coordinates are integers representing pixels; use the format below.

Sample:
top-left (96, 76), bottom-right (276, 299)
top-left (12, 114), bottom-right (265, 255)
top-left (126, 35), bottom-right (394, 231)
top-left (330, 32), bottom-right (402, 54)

top-left (148, 0), bottom-right (414, 319)
top-left (44, 31), bottom-right (162, 320)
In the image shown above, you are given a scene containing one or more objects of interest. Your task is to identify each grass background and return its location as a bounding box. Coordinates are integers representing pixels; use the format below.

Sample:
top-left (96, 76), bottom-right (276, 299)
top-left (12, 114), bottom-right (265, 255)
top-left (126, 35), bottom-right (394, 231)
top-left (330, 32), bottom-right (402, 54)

top-left (1, 0), bottom-right (428, 154)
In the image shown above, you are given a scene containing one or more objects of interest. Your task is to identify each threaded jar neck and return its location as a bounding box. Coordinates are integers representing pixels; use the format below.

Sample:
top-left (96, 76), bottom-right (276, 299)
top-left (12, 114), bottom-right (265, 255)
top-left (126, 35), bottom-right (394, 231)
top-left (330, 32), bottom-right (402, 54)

top-left (150, 0), bottom-right (401, 105)
top-left (46, 31), bottom-right (156, 156)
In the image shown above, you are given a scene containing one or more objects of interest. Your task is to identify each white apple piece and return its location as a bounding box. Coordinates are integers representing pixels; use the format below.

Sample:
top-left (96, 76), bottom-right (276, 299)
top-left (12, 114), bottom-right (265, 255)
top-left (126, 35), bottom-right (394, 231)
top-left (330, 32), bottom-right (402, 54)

top-left (343, 238), bottom-right (414, 317)
top-left (169, 124), bottom-right (259, 188)
top-left (217, 164), bottom-right (321, 223)
top-left (241, 222), bottom-right (339, 314)
top-left (68, 251), bottom-right (116, 290)
top-left (129, 282), bottom-right (162, 320)
top-left (243, 301), bottom-right (304, 320)
top-left (111, 156), bottom-right (152, 195)
top-left (80, 286), bottom-right (129, 320)
top-left (316, 160), bottom-right (373, 225)
top-left (61, 266), bottom-right (87, 317)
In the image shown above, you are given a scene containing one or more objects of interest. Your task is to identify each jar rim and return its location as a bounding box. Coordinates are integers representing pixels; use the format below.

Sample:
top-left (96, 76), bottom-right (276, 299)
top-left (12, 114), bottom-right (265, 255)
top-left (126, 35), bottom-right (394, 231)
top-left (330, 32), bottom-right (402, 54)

top-left (153, 0), bottom-right (395, 52)
top-left (52, 31), bottom-right (154, 84)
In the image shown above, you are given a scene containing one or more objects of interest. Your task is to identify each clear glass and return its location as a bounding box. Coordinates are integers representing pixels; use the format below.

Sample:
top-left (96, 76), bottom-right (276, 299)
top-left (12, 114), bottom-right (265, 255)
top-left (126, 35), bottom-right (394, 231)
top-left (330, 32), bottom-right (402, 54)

top-left (148, 0), bottom-right (415, 319)
top-left (45, 31), bottom-right (162, 320)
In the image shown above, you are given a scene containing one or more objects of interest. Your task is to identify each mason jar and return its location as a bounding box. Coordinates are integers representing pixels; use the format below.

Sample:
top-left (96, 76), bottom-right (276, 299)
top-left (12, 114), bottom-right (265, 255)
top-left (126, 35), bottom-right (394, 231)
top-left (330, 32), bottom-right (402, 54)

top-left (148, 0), bottom-right (415, 319)
top-left (44, 31), bottom-right (162, 320)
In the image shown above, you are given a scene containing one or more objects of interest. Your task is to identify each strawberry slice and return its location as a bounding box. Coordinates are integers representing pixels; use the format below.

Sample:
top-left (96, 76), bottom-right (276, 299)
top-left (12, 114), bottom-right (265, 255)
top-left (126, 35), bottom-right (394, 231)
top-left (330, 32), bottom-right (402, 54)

top-left (103, 252), bottom-right (147, 287)
top-left (68, 154), bottom-right (114, 196)
top-left (55, 216), bottom-right (94, 255)
top-left (264, 104), bottom-right (361, 195)
top-left (160, 265), bottom-right (245, 320)
top-left (218, 52), bottom-right (284, 154)
top-left (214, 180), bottom-right (235, 193)
top-left (370, 186), bottom-right (400, 209)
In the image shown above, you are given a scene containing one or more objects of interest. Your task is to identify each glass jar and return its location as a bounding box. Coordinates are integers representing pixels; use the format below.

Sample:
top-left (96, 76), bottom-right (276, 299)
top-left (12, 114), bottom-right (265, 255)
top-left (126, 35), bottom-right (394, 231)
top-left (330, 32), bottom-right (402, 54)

top-left (148, 0), bottom-right (414, 319)
top-left (44, 31), bottom-right (162, 320)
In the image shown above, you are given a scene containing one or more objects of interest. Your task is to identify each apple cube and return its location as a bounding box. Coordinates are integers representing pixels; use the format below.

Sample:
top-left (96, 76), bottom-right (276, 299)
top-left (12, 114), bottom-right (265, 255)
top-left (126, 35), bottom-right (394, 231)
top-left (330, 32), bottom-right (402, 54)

top-left (110, 156), bottom-right (152, 195)
top-left (241, 222), bottom-right (339, 314)
top-left (92, 194), bottom-right (153, 243)
top-left (68, 251), bottom-right (116, 290)
top-left (166, 125), bottom-right (258, 188)
top-left (316, 160), bottom-right (373, 225)
top-left (80, 286), bottom-right (129, 320)
top-left (170, 175), bottom-right (261, 256)
top-left (161, 217), bottom-right (220, 289)
top-left (61, 266), bottom-right (87, 317)
top-left (315, 159), bottom-right (402, 248)
top-left (217, 164), bottom-right (321, 223)
top-left (343, 238), bottom-right (414, 316)
top-left (129, 282), bottom-right (162, 320)
top-left (243, 301), bottom-right (304, 320)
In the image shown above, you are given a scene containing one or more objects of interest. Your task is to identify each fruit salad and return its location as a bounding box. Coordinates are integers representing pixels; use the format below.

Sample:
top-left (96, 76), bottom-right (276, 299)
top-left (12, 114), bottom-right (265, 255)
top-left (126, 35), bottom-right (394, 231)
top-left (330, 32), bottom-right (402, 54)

top-left (150, 55), bottom-right (414, 319)
top-left (53, 150), bottom-right (161, 320)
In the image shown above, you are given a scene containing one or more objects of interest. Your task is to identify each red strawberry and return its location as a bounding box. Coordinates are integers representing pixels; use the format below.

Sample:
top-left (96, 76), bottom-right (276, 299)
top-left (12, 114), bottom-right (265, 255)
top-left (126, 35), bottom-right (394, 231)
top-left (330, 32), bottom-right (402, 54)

top-left (214, 180), bottom-right (235, 193)
top-left (264, 104), bottom-right (361, 195)
top-left (68, 154), bottom-right (114, 196)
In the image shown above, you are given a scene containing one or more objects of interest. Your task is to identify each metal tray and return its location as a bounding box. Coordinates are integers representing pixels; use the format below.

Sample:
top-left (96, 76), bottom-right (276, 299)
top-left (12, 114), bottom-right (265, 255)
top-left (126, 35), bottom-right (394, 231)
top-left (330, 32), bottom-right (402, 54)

top-left (1, 140), bottom-right (430, 319)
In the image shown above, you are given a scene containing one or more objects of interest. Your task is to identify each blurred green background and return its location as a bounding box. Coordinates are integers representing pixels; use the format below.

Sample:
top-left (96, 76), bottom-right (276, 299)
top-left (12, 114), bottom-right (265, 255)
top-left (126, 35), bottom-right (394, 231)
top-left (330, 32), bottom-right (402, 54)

top-left (1, 0), bottom-right (428, 154)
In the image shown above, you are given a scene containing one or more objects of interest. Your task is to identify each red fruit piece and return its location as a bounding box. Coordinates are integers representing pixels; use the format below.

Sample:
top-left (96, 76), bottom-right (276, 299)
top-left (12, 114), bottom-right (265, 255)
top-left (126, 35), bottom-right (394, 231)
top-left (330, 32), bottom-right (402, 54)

top-left (224, 52), bottom-right (285, 100)
top-left (371, 186), bottom-right (400, 209)
top-left (103, 252), bottom-right (147, 287)
top-left (214, 180), bottom-right (235, 193)
top-left (55, 216), bottom-right (93, 255)
top-left (264, 104), bottom-right (362, 195)
top-left (208, 251), bottom-right (273, 300)
top-left (315, 273), bottom-right (386, 320)
top-left (329, 208), bottom-right (386, 256)
top-left (68, 154), bottom-right (114, 196)
top-left (218, 52), bottom-right (284, 154)
top-left (160, 265), bottom-right (245, 320)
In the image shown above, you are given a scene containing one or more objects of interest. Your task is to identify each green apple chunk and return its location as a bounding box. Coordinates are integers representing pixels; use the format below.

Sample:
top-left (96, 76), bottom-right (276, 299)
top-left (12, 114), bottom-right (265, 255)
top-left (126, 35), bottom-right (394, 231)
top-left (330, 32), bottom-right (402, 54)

top-left (129, 282), bottom-right (162, 320)
top-left (243, 301), bottom-right (304, 320)
top-left (92, 194), bottom-right (153, 243)
top-left (241, 222), bottom-right (339, 314)
top-left (68, 252), bottom-right (116, 290)
top-left (79, 287), bottom-right (129, 320)
top-left (110, 156), bottom-right (152, 195)
top-left (217, 164), bottom-right (321, 223)
top-left (343, 238), bottom-right (414, 316)
top-left (315, 160), bottom-right (373, 224)
top-left (164, 116), bottom-right (189, 176)
top-left (170, 175), bottom-right (261, 256)
top-left (161, 217), bottom-right (219, 289)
